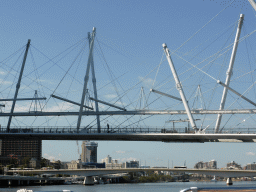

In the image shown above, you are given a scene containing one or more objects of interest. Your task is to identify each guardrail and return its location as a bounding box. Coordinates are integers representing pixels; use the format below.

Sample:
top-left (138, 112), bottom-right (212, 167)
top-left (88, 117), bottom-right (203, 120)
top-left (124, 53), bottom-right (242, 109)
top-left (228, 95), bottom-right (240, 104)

top-left (0, 126), bottom-right (256, 134)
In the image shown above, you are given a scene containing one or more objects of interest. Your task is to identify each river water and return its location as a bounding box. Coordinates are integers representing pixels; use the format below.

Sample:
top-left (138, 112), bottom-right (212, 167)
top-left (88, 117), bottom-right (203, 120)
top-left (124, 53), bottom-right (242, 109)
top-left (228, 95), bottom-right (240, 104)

top-left (1, 181), bottom-right (256, 192)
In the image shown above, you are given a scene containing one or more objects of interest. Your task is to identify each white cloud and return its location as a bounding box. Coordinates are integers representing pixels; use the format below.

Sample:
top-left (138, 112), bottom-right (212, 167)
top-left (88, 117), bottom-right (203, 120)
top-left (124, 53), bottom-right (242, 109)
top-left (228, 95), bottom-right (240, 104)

top-left (44, 153), bottom-right (57, 161)
top-left (113, 101), bottom-right (126, 107)
top-left (0, 71), bottom-right (5, 75)
top-left (138, 76), bottom-right (154, 88)
top-left (10, 102), bottom-right (31, 112)
top-left (0, 79), bottom-right (12, 85)
top-left (46, 101), bottom-right (74, 112)
top-left (246, 152), bottom-right (255, 156)
top-left (114, 150), bottom-right (134, 154)
top-left (104, 94), bottom-right (117, 99)
top-left (115, 150), bottom-right (126, 154)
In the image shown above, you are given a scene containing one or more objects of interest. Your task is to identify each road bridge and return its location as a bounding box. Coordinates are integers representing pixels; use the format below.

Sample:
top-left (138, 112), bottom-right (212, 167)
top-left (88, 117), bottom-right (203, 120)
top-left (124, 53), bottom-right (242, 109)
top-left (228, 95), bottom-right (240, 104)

top-left (12, 167), bottom-right (256, 177)
top-left (11, 168), bottom-right (256, 185)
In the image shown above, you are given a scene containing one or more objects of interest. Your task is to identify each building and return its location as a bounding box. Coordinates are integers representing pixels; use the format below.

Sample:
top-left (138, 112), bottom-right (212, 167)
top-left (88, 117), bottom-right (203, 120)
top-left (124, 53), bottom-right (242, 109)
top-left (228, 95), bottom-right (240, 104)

top-left (194, 160), bottom-right (217, 169)
top-left (245, 163), bottom-right (256, 170)
top-left (194, 161), bottom-right (204, 169)
top-left (29, 158), bottom-right (40, 168)
top-left (208, 160), bottom-right (217, 169)
top-left (123, 160), bottom-right (139, 168)
top-left (102, 155), bottom-right (140, 169)
top-left (0, 139), bottom-right (42, 166)
top-left (81, 141), bottom-right (98, 163)
top-left (82, 162), bottom-right (105, 169)
top-left (226, 161), bottom-right (242, 170)
top-left (67, 160), bottom-right (82, 169)
top-left (102, 155), bottom-right (122, 168)
top-left (67, 160), bottom-right (105, 169)
top-left (102, 155), bottom-right (112, 164)
top-left (106, 159), bottom-right (123, 169)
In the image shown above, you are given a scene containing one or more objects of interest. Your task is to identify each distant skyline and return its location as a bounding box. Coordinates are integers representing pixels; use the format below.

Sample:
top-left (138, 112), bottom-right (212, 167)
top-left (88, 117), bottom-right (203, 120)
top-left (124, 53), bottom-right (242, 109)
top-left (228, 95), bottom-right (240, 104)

top-left (1, 0), bottom-right (256, 169)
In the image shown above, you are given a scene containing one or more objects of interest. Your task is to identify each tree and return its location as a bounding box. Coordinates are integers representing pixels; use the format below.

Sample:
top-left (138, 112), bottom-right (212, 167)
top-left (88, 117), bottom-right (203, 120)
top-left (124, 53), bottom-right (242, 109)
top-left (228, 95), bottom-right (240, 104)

top-left (22, 157), bottom-right (31, 168)
top-left (40, 157), bottom-right (49, 168)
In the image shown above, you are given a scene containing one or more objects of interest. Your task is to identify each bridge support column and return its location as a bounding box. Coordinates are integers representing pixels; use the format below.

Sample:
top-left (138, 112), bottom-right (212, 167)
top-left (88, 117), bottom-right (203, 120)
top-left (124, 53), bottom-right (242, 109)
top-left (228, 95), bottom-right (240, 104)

top-left (18, 180), bottom-right (20, 185)
top-left (83, 176), bottom-right (94, 185)
top-left (227, 177), bottom-right (233, 185)
top-left (27, 180), bottom-right (30, 185)
top-left (8, 180), bottom-right (12, 186)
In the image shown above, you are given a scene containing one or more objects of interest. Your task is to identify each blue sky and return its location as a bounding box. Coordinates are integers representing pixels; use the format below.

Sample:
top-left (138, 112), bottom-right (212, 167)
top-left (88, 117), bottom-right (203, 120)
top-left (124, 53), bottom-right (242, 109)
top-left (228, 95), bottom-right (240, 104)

top-left (1, 0), bottom-right (256, 168)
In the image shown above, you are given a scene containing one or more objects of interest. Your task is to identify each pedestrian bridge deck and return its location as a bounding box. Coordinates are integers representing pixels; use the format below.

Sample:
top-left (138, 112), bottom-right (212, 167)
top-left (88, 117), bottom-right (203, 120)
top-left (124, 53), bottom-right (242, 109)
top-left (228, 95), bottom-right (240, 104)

top-left (0, 127), bottom-right (256, 142)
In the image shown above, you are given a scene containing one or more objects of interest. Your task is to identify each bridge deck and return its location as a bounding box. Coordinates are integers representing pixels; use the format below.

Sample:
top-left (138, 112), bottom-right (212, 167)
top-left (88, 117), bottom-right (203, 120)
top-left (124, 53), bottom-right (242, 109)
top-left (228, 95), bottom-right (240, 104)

top-left (0, 132), bottom-right (256, 142)
top-left (0, 127), bottom-right (256, 142)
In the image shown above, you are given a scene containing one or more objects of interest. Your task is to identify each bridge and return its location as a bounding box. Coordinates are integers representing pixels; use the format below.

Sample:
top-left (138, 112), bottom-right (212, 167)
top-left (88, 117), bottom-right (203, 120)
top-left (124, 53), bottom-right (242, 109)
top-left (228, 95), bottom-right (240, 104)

top-left (1, 15), bottom-right (256, 147)
top-left (10, 168), bottom-right (256, 185)
top-left (1, 126), bottom-right (256, 142)
top-left (1, 17), bottom-right (256, 138)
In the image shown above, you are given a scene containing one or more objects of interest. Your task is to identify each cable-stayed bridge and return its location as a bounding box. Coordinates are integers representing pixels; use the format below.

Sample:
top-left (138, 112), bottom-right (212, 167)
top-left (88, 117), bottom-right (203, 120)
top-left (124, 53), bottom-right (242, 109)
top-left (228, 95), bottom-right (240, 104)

top-left (1, 12), bottom-right (256, 142)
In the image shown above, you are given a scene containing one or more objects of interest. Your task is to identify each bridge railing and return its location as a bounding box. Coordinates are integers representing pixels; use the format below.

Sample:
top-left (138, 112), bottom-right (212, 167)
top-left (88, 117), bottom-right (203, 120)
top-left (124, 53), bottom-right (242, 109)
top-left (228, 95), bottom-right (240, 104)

top-left (0, 126), bottom-right (256, 134)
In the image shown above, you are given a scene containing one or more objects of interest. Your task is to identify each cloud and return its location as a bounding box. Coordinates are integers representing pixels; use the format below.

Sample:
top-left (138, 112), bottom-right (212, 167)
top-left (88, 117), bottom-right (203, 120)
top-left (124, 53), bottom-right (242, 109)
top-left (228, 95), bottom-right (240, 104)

top-left (44, 153), bottom-right (57, 161)
top-left (138, 76), bottom-right (154, 88)
top-left (6, 102), bottom-right (31, 112)
top-left (0, 71), bottom-right (5, 75)
top-left (246, 152), bottom-right (255, 156)
top-left (46, 101), bottom-right (74, 112)
top-left (0, 79), bottom-right (12, 85)
top-left (104, 94), bottom-right (117, 99)
top-left (114, 150), bottom-right (135, 155)
top-left (115, 150), bottom-right (126, 154)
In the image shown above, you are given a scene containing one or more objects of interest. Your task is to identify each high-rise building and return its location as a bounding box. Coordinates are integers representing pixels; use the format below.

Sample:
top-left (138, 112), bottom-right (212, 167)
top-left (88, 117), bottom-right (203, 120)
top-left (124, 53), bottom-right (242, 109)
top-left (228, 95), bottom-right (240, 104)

top-left (102, 155), bottom-right (112, 164)
top-left (0, 139), bottom-right (42, 165)
top-left (81, 141), bottom-right (98, 163)
top-left (194, 160), bottom-right (217, 169)
top-left (245, 163), bottom-right (256, 170)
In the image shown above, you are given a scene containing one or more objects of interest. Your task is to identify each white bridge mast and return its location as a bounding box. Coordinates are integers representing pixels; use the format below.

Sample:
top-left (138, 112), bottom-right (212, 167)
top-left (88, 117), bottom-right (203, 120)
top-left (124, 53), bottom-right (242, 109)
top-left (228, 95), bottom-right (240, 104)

top-left (248, 0), bottom-right (256, 11)
top-left (89, 32), bottom-right (101, 133)
top-left (7, 39), bottom-right (31, 132)
top-left (163, 43), bottom-right (198, 131)
top-left (77, 27), bottom-right (96, 132)
top-left (215, 14), bottom-right (244, 133)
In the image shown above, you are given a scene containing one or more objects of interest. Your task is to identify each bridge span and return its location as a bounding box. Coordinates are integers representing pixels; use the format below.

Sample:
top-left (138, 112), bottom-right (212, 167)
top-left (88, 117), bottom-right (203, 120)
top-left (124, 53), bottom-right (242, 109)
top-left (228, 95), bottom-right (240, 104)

top-left (1, 132), bottom-right (256, 142)
top-left (11, 167), bottom-right (256, 178)
top-left (10, 168), bottom-right (256, 185)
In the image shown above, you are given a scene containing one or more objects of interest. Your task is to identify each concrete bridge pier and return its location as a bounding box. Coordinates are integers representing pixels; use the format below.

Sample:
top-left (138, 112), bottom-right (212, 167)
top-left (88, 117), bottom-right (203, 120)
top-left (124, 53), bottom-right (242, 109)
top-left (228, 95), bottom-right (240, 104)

top-left (83, 176), bottom-right (94, 185)
top-left (40, 180), bottom-right (46, 184)
top-left (226, 177), bottom-right (233, 185)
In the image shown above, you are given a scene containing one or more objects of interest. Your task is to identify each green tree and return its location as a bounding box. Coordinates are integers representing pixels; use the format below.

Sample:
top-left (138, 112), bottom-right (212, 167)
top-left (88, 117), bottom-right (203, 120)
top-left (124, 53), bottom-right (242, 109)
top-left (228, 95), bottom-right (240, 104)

top-left (22, 157), bottom-right (31, 168)
top-left (40, 157), bottom-right (49, 168)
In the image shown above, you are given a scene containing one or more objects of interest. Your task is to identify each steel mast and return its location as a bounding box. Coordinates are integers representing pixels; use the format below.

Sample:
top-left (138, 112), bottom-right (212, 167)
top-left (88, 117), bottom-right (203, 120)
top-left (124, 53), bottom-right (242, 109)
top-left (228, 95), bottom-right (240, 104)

top-left (215, 14), bottom-right (244, 133)
top-left (248, 0), bottom-right (256, 11)
top-left (6, 39), bottom-right (31, 132)
top-left (88, 32), bottom-right (101, 133)
top-left (77, 27), bottom-right (96, 132)
top-left (162, 43), bottom-right (198, 131)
